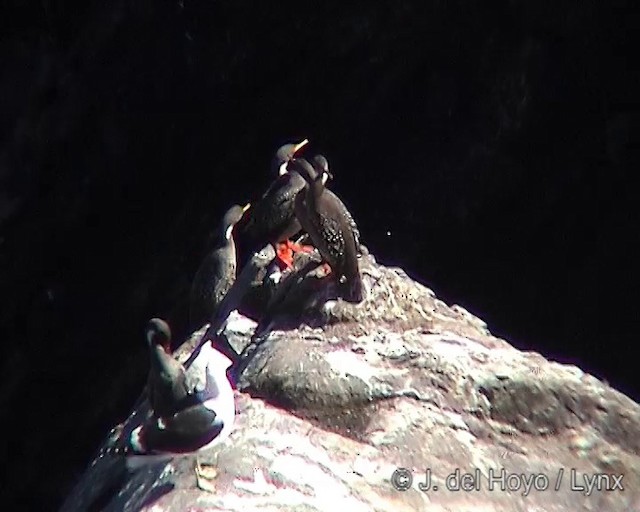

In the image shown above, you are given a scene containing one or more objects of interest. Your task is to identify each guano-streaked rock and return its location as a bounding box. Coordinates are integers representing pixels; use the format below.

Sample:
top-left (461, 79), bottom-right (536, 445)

top-left (62, 252), bottom-right (640, 512)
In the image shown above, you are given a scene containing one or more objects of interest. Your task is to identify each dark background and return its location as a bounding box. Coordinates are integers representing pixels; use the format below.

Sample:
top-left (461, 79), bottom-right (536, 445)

top-left (0, 1), bottom-right (635, 509)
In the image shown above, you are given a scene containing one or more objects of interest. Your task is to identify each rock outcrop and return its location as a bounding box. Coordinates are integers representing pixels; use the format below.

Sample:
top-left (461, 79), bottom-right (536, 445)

top-left (62, 253), bottom-right (640, 512)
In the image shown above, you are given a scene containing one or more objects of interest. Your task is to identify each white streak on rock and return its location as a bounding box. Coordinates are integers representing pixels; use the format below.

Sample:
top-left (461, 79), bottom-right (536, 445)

top-left (324, 350), bottom-right (379, 382)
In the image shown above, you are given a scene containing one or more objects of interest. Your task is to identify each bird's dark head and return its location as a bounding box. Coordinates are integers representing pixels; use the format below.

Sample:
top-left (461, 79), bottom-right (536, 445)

top-left (146, 318), bottom-right (172, 351)
top-left (272, 138), bottom-right (309, 175)
top-left (312, 154), bottom-right (333, 184)
top-left (222, 203), bottom-right (251, 240)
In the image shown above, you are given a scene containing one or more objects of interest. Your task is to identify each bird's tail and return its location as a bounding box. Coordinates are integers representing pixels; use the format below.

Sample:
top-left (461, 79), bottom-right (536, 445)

top-left (339, 274), bottom-right (364, 303)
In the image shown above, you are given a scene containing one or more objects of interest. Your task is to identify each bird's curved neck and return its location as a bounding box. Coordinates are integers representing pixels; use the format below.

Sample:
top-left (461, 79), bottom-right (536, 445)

top-left (150, 344), bottom-right (172, 372)
top-left (307, 173), bottom-right (326, 202)
top-left (278, 161), bottom-right (289, 176)
top-left (214, 223), bottom-right (235, 246)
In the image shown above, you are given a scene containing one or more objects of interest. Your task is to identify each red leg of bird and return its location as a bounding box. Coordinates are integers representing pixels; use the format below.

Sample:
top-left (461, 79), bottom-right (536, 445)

top-left (286, 240), bottom-right (315, 254)
top-left (275, 242), bottom-right (294, 269)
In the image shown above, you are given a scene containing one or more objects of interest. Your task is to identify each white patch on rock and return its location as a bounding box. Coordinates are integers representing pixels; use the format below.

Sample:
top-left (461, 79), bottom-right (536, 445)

top-left (264, 432), bottom-right (334, 467)
top-left (270, 454), bottom-right (370, 512)
top-left (368, 401), bottom-right (428, 446)
top-left (569, 430), bottom-right (598, 454)
top-left (322, 300), bottom-right (337, 314)
top-left (271, 454), bottom-right (346, 492)
top-left (349, 456), bottom-right (393, 486)
top-left (224, 310), bottom-right (257, 336)
top-left (233, 468), bottom-right (274, 495)
top-left (368, 430), bottom-right (395, 447)
top-left (158, 463), bottom-right (174, 480)
top-left (248, 430), bottom-right (387, 491)
top-left (373, 332), bottom-right (415, 359)
top-left (424, 332), bottom-right (491, 353)
top-left (441, 410), bottom-right (472, 431)
top-left (324, 350), bottom-right (379, 382)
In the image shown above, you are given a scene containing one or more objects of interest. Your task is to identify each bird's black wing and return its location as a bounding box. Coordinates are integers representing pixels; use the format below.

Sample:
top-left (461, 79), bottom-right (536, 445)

top-left (317, 212), bottom-right (346, 266)
top-left (142, 404), bottom-right (222, 453)
top-left (327, 190), bottom-right (362, 255)
top-left (243, 175), bottom-right (291, 238)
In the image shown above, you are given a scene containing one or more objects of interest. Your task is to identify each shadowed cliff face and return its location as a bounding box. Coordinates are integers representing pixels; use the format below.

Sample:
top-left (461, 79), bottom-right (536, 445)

top-left (0, 1), bottom-right (633, 509)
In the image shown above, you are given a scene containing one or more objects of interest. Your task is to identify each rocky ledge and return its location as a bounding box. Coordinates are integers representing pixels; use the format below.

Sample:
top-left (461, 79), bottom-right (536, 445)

top-left (62, 252), bottom-right (640, 512)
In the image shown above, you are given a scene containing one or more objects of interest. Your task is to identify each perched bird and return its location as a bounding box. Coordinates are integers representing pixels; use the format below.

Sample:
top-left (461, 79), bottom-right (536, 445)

top-left (309, 155), bottom-right (362, 257)
top-left (145, 318), bottom-right (189, 418)
top-left (241, 139), bottom-right (313, 268)
top-left (126, 321), bottom-right (236, 468)
top-left (292, 157), bottom-right (364, 303)
top-left (190, 203), bottom-right (251, 331)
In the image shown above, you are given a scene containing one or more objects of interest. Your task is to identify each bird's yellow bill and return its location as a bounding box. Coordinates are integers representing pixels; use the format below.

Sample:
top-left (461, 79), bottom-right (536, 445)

top-left (293, 138), bottom-right (309, 154)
